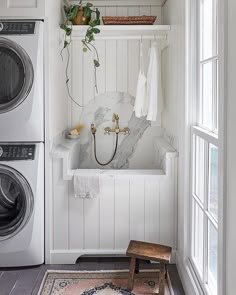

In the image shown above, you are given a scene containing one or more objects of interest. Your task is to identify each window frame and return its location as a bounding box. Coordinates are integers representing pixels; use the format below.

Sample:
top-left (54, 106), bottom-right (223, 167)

top-left (190, 126), bottom-right (218, 295)
top-left (187, 0), bottom-right (225, 294)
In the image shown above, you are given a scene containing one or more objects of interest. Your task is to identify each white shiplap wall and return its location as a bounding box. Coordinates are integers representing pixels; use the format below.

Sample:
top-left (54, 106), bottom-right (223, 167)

top-left (65, 5), bottom-right (163, 127)
top-left (49, 1), bottom-right (179, 265)
top-left (51, 153), bottom-right (178, 264)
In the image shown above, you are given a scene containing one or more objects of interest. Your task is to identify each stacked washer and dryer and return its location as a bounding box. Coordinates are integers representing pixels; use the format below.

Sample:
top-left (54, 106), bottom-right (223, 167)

top-left (0, 21), bottom-right (44, 266)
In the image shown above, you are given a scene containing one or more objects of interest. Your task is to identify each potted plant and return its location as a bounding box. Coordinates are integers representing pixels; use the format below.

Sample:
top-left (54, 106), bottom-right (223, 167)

top-left (60, 0), bottom-right (101, 96)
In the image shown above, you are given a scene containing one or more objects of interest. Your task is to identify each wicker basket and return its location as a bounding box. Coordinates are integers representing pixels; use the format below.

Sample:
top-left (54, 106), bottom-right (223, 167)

top-left (102, 16), bottom-right (157, 25)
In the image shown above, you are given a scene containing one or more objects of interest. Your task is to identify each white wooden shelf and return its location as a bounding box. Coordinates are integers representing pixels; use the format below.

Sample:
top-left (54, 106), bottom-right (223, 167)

top-left (71, 25), bottom-right (171, 40)
top-left (70, 0), bottom-right (166, 6)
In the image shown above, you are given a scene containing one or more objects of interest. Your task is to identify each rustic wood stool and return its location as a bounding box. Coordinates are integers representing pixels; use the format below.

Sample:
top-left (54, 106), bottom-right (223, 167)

top-left (126, 240), bottom-right (172, 295)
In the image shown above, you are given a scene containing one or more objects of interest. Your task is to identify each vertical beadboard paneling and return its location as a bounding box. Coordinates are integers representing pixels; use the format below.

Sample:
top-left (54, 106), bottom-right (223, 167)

top-left (71, 40), bottom-right (83, 125)
top-left (105, 40), bottom-right (117, 92)
top-left (98, 6), bottom-right (106, 18)
top-left (130, 177), bottom-right (145, 241)
top-left (142, 39), bottom-right (151, 74)
top-left (52, 157), bottom-right (178, 262)
top-left (116, 7), bottom-right (129, 94)
top-left (83, 47), bottom-right (95, 105)
top-left (127, 5), bottom-right (140, 97)
top-left (128, 6), bottom-right (140, 16)
top-left (95, 41), bottom-right (106, 95)
top-left (116, 6), bottom-right (128, 16)
top-left (144, 179), bottom-right (160, 243)
top-left (151, 6), bottom-right (162, 24)
top-left (114, 176), bottom-right (130, 249)
top-left (100, 176), bottom-right (115, 249)
top-left (53, 159), bottom-right (69, 250)
top-left (139, 6), bottom-right (151, 16)
top-left (84, 198), bottom-right (100, 249)
top-left (105, 6), bottom-right (117, 16)
top-left (70, 4), bottom-right (163, 125)
top-left (68, 181), bottom-right (84, 250)
top-left (128, 40), bottom-right (140, 97)
top-left (117, 40), bottom-right (128, 92)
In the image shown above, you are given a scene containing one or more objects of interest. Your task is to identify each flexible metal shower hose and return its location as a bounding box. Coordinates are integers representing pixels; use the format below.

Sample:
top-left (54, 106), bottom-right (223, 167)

top-left (92, 133), bottom-right (119, 166)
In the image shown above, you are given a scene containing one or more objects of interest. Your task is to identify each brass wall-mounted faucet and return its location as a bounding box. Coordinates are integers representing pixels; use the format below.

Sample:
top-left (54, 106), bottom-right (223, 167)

top-left (104, 113), bottom-right (130, 135)
top-left (91, 113), bottom-right (130, 166)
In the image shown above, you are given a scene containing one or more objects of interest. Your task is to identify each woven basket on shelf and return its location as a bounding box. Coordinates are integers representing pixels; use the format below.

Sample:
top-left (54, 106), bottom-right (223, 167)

top-left (102, 16), bottom-right (157, 25)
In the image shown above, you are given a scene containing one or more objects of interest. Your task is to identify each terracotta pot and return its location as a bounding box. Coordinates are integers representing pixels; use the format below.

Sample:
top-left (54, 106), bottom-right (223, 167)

top-left (72, 9), bottom-right (91, 25)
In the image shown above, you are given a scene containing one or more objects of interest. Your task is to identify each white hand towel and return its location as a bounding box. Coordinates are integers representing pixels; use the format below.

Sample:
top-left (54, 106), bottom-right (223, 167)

top-left (73, 169), bottom-right (101, 198)
top-left (134, 72), bottom-right (147, 117)
top-left (146, 41), bottom-right (164, 122)
top-left (134, 39), bottom-right (147, 118)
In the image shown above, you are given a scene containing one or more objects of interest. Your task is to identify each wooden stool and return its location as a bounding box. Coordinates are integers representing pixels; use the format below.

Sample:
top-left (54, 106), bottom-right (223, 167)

top-left (126, 240), bottom-right (172, 295)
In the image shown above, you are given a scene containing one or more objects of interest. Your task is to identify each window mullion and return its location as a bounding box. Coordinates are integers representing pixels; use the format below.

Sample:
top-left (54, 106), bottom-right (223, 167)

top-left (203, 140), bottom-right (209, 285)
top-left (198, 63), bottom-right (203, 126)
top-left (192, 126), bottom-right (218, 146)
top-left (212, 60), bottom-right (216, 133)
top-left (213, 59), bottom-right (218, 132)
top-left (200, 56), bottom-right (218, 64)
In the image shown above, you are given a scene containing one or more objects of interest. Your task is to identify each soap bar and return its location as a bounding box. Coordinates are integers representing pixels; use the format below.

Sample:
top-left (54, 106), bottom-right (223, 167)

top-left (69, 124), bottom-right (84, 135)
top-left (69, 129), bottom-right (79, 136)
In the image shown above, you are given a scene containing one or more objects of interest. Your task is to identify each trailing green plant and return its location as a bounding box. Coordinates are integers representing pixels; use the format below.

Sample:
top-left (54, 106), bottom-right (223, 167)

top-left (60, 0), bottom-right (101, 102)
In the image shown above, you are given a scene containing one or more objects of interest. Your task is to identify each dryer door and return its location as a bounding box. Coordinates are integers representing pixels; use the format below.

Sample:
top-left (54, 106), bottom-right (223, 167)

top-left (0, 38), bottom-right (34, 113)
top-left (0, 165), bottom-right (33, 240)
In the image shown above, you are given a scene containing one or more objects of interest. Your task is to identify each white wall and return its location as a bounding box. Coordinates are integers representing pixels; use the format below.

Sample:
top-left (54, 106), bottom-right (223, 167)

top-left (162, 0), bottom-right (185, 151)
top-left (225, 0), bottom-right (236, 294)
top-left (162, 0), bottom-right (186, 265)
top-left (45, 1), bottom-right (68, 139)
top-left (45, 0), bottom-right (68, 263)
top-left (65, 4), bottom-right (163, 129)
top-left (50, 138), bottom-right (178, 264)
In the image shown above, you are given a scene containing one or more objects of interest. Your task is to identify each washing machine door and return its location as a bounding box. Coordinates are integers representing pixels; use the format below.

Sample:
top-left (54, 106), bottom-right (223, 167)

top-left (0, 38), bottom-right (34, 113)
top-left (0, 165), bottom-right (33, 240)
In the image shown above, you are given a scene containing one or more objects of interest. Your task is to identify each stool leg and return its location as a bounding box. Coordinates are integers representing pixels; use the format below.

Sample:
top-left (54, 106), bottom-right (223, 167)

top-left (135, 258), bottom-right (140, 274)
top-left (159, 263), bottom-right (166, 295)
top-left (127, 257), bottom-right (136, 291)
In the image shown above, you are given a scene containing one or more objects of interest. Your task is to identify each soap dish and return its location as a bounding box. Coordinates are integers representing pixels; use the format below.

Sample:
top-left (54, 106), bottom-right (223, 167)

top-left (66, 133), bottom-right (80, 140)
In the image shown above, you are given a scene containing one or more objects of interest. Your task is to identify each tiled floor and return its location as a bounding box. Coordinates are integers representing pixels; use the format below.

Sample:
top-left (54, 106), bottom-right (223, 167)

top-left (0, 257), bottom-right (185, 295)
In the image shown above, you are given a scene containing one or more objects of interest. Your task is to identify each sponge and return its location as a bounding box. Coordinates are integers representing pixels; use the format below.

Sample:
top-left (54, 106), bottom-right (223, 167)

top-left (69, 124), bottom-right (84, 135)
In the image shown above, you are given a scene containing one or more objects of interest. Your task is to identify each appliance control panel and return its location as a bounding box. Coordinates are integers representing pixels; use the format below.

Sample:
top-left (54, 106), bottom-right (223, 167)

top-left (0, 22), bottom-right (35, 35)
top-left (0, 145), bottom-right (35, 161)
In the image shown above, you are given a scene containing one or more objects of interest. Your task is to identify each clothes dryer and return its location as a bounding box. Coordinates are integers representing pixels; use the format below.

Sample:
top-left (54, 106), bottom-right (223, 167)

top-left (0, 142), bottom-right (44, 266)
top-left (0, 21), bottom-right (44, 142)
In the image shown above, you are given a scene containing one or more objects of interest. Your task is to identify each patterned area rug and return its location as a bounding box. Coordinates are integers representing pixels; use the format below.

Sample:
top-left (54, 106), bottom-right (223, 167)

top-left (38, 270), bottom-right (171, 295)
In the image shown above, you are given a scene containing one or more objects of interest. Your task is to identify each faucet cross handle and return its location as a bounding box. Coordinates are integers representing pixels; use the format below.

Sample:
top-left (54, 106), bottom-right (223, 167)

top-left (112, 113), bottom-right (119, 122)
top-left (104, 127), bottom-right (111, 135)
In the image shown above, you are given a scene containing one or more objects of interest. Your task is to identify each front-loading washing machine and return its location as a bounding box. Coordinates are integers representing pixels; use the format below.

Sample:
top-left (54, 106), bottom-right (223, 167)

top-left (0, 142), bottom-right (44, 266)
top-left (0, 21), bottom-right (44, 142)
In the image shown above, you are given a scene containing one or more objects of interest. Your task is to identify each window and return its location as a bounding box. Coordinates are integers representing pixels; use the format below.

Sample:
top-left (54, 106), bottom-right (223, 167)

top-left (190, 0), bottom-right (219, 294)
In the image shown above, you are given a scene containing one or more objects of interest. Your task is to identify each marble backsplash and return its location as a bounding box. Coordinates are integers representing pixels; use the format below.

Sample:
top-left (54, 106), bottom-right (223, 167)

top-left (78, 92), bottom-right (162, 169)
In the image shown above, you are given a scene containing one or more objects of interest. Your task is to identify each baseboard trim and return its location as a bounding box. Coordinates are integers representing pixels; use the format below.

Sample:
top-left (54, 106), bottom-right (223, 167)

top-left (176, 254), bottom-right (204, 295)
top-left (48, 249), bottom-right (177, 265)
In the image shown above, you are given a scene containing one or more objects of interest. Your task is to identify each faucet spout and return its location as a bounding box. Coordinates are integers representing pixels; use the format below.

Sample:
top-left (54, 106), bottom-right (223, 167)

top-left (112, 113), bottom-right (120, 130)
top-left (91, 113), bottom-right (130, 136)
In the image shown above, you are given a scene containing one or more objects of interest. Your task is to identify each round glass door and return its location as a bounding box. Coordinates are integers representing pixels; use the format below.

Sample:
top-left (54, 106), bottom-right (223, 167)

top-left (0, 38), bottom-right (34, 113)
top-left (0, 165), bottom-right (33, 240)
